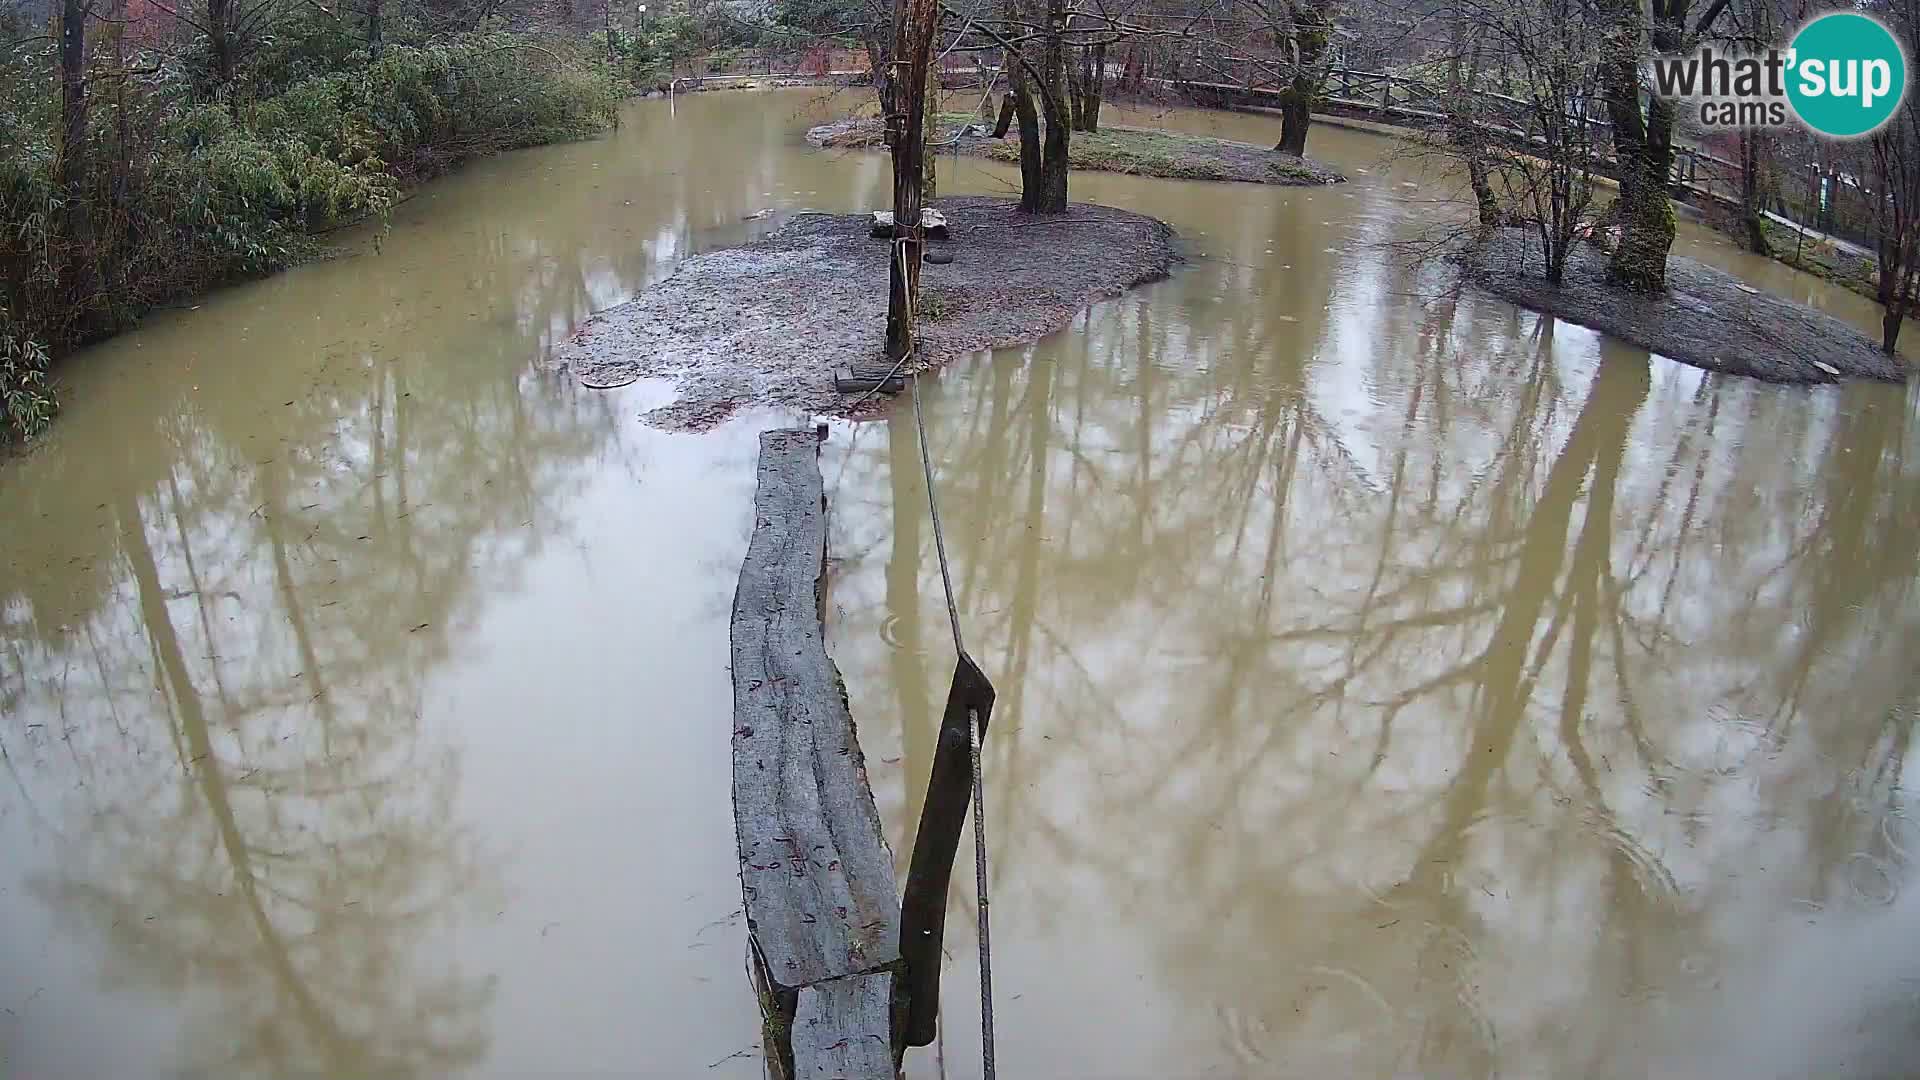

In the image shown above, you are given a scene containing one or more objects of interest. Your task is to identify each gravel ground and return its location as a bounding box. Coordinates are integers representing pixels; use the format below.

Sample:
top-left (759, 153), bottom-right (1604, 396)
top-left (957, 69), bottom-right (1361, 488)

top-left (806, 116), bottom-right (1345, 186)
top-left (1461, 228), bottom-right (1910, 384)
top-left (557, 196), bottom-right (1178, 428)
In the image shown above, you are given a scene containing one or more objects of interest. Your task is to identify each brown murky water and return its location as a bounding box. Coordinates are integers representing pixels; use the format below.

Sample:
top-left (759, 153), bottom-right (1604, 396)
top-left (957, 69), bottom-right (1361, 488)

top-left (4, 89), bottom-right (1917, 1078)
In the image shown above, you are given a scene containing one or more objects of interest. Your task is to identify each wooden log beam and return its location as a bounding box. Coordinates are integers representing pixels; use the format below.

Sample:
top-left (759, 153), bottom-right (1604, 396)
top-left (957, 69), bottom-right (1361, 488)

top-left (897, 652), bottom-right (996, 1047)
top-left (732, 428), bottom-right (902, 1080)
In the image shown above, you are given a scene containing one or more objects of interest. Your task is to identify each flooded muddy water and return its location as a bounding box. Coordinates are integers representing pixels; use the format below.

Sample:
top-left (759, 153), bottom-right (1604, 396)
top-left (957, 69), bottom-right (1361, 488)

top-left (3, 89), bottom-right (1917, 1078)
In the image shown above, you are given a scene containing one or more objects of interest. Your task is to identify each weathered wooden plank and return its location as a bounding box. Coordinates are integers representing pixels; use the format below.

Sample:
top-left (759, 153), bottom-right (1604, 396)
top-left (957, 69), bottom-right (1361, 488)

top-left (834, 366), bottom-right (906, 395)
top-left (731, 428), bottom-right (901, 997)
top-left (791, 971), bottom-right (897, 1078)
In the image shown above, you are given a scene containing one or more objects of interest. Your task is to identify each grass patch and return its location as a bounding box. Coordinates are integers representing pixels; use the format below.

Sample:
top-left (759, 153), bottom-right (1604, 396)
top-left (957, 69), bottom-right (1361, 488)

top-left (975, 124), bottom-right (1325, 183)
top-left (1761, 221), bottom-right (1880, 301)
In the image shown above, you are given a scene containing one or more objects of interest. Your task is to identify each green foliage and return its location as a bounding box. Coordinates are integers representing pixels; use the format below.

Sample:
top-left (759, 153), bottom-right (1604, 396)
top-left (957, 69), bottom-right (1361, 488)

top-left (0, 321), bottom-right (54, 444)
top-left (156, 101), bottom-right (398, 275)
top-left (773, 0), bottom-right (863, 38)
top-left (0, 29), bottom-right (620, 439)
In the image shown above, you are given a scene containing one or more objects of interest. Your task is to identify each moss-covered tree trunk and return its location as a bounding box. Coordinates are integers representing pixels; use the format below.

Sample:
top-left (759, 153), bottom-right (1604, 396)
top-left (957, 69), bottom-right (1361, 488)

top-left (1598, 0), bottom-right (1683, 292)
top-left (1275, 0), bottom-right (1330, 157)
top-left (1445, 22), bottom-right (1498, 233)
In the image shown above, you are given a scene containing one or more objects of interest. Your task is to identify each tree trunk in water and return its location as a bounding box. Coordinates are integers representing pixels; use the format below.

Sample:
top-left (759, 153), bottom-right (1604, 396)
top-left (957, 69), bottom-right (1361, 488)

top-left (1738, 130), bottom-right (1769, 255)
top-left (1468, 157), bottom-right (1499, 230)
top-left (58, 0), bottom-right (93, 327)
top-left (1875, 251), bottom-right (1913, 354)
top-left (992, 92), bottom-right (1015, 138)
top-left (1446, 24), bottom-right (1497, 232)
top-left (1083, 42), bottom-right (1105, 131)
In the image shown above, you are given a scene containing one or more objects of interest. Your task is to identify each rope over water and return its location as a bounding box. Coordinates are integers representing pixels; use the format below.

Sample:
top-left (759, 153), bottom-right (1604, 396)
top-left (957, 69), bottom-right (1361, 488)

top-left (911, 369), bottom-right (997, 1080)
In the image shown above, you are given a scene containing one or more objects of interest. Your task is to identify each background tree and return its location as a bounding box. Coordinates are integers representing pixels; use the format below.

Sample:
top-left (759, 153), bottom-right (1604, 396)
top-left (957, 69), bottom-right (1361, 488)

top-left (1416, 0), bottom-right (1604, 282)
top-left (1866, 0), bottom-right (1920, 352)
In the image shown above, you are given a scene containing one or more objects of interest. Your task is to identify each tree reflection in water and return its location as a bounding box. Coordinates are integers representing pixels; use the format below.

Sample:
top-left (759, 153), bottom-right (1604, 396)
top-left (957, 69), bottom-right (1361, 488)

top-left (829, 248), bottom-right (1920, 1079)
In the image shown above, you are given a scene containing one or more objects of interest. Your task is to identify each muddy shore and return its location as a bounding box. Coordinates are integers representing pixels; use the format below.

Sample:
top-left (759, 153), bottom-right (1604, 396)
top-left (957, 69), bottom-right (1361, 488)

top-left (806, 115), bottom-right (1345, 186)
top-left (1461, 229), bottom-right (1910, 384)
top-left (558, 196), bottom-right (1178, 428)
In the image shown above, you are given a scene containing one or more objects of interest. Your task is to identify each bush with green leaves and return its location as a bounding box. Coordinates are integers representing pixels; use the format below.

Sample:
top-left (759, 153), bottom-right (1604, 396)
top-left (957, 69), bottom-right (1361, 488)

top-left (0, 28), bottom-right (621, 440)
top-left (1, 322), bottom-right (54, 444)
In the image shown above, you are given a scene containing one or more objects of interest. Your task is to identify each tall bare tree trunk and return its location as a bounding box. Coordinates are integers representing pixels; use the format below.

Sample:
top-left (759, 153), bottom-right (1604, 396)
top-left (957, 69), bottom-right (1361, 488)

top-left (922, 57), bottom-right (938, 199)
top-left (1067, 47), bottom-right (1086, 130)
top-left (1446, 23), bottom-right (1497, 231)
top-left (1079, 42), bottom-right (1105, 131)
top-left (992, 91), bottom-right (1014, 137)
top-left (885, 0), bottom-right (938, 360)
top-left (58, 0), bottom-right (93, 330)
top-left (864, 12), bottom-right (894, 117)
top-left (1738, 130), bottom-right (1770, 255)
top-left (1008, 45), bottom-right (1045, 210)
top-left (208, 0), bottom-right (236, 89)
top-left (1035, 0), bottom-right (1069, 211)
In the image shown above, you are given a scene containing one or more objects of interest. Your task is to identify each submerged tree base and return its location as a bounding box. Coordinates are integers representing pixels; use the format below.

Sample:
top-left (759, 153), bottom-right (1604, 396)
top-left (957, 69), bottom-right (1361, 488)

top-left (557, 196), bottom-right (1177, 428)
top-left (1460, 229), bottom-right (1911, 384)
top-left (807, 116), bottom-right (1346, 186)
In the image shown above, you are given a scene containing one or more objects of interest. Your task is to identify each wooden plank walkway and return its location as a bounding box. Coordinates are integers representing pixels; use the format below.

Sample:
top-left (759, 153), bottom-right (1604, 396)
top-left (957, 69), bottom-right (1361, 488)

top-left (731, 427), bottom-right (901, 1080)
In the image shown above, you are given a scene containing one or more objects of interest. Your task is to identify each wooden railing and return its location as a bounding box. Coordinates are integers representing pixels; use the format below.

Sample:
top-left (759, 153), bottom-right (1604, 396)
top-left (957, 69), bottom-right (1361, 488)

top-left (1166, 70), bottom-right (1748, 210)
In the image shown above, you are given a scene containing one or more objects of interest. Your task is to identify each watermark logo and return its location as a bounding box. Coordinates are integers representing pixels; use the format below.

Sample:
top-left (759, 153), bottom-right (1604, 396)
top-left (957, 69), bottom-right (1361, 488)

top-left (1648, 11), bottom-right (1908, 138)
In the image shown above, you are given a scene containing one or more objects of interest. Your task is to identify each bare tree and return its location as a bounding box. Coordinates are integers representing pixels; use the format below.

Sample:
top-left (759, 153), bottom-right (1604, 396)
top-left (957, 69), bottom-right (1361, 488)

top-left (1867, 0), bottom-right (1920, 353)
top-left (1423, 0), bottom-right (1605, 282)
top-left (57, 0), bottom-right (92, 324)
top-left (885, 0), bottom-right (939, 358)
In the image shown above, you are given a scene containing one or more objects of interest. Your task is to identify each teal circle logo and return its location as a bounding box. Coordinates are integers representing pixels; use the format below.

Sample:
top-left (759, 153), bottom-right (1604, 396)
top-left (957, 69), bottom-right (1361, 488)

top-left (1786, 12), bottom-right (1908, 138)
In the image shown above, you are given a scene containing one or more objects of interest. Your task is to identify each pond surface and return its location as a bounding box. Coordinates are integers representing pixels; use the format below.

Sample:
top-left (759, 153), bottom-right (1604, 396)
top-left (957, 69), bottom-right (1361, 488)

top-left (2, 88), bottom-right (1916, 1078)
